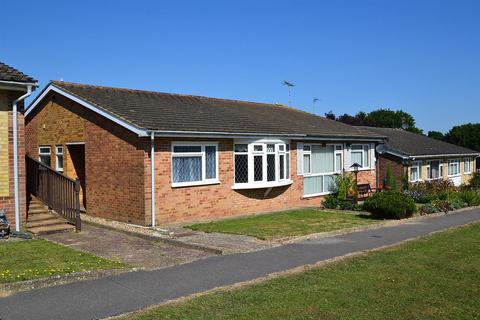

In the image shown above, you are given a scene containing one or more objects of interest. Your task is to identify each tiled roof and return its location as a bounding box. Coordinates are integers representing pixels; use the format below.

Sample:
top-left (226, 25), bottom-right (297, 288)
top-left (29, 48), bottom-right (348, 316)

top-left (0, 62), bottom-right (36, 83)
top-left (44, 81), bottom-right (386, 139)
top-left (363, 126), bottom-right (479, 157)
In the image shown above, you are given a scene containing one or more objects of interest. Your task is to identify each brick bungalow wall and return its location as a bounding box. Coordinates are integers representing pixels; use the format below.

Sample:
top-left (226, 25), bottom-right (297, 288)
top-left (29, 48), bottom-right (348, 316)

top-left (0, 90), bottom-right (26, 229)
top-left (25, 93), bottom-right (147, 225)
top-left (378, 153), bottom-right (406, 189)
top-left (26, 93), bottom-right (377, 226)
top-left (146, 139), bottom-right (377, 225)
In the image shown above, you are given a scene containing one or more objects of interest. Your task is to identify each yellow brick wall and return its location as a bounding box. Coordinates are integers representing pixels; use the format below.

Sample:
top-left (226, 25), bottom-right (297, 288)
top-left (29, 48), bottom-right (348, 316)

top-left (408, 157), bottom-right (476, 185)
top-left (0, 112), bottom-right (9, 196)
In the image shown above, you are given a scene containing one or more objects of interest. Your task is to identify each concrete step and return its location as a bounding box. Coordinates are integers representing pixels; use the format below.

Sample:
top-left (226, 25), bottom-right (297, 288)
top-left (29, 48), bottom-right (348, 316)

top-left (27, 223), bottom-right (75, 236)
top-left (27, 213), bottom-right (58, 222)
top-left (26, 218), bottom-right (69, 228)
top-left (28, 208), bottom-right (51, 215)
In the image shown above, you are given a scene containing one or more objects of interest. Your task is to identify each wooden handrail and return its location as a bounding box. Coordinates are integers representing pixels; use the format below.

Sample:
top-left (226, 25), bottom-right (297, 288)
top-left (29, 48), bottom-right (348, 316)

top-left (26, 155), bottom-right (81, 231)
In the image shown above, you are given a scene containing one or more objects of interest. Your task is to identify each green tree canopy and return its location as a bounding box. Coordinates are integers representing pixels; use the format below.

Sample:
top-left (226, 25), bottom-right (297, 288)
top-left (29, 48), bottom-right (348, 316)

top-left (444, 123), bottom-right (480, 152)
top-left (427, 130), bottom-right (445, 140)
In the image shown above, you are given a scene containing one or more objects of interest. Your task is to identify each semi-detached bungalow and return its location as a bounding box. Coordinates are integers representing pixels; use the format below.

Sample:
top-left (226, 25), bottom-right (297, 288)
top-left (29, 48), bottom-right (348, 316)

top-left (366, 127), bottom-right (479, 187)
top-left (25, 81), bottom-right (385, 226)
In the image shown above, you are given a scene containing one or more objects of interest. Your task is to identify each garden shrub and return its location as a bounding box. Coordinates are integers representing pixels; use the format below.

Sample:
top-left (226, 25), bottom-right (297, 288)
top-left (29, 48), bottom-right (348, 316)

top-left (458, 190), bottom-right (480, 206)
top-left (431, 199), bottom-right (453, 213)
top-left (362, 191), bottom-right (416, 219)
top-left (402, 189), bottom-right (431, 203)
top-left (385, 167), bottom-right (397, 191)
top-left (468, 171), bottom-right (480, 189)
top-left (419, 203), bottom-right (437, 215)
top-left (323, 195), bottom-right (362, 211)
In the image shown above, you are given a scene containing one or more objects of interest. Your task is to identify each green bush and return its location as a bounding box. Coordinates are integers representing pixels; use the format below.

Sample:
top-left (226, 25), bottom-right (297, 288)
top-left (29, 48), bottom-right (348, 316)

top-left (431, 199), bottom-right (452, 213)
top-left (385, 167), bottom-right (397, 191)
top-left (323, 195), bottom-right (362, 211)
top-left (362, 191), bottom-right (416, 219)
top-left (419, 203), bottom-right (437, 215)
top-left (458, 190), bottom-right (480, 206)
top-left (468, 171), bottom-right (480, 189)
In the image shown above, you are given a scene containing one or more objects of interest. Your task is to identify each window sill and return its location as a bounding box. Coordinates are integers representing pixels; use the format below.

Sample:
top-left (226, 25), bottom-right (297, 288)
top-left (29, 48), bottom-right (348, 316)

top-left (447, 174), bottom-right (461, 178)
top-left (302, 192), bottom-right (331, 198)
top-left (172, 180), bottom-right (220, 188)
top-left (232, 180), bottom-right (293, 190)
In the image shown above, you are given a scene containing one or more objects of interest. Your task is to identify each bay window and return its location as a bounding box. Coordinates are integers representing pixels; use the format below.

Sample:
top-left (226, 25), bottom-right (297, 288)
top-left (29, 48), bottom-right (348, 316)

top-left (410, 160), bottom-right (422, 182)
top-left (171, 143), bottom-right (218, 187)
top-left (448, 159), bottom-right (460, 176)
top-left (303, 144), bottom-right (343, 196)
top-left (233, 140), bottom-right (291, 188)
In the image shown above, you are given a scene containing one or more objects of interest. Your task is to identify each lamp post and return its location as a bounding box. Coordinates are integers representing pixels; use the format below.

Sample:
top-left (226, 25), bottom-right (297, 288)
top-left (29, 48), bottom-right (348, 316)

top-left (350, 162), bottom-right (362, 203)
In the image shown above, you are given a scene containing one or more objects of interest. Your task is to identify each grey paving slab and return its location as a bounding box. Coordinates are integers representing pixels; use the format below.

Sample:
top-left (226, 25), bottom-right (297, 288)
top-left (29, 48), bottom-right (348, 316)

top-left (1, 209), bottom-right (479, 320)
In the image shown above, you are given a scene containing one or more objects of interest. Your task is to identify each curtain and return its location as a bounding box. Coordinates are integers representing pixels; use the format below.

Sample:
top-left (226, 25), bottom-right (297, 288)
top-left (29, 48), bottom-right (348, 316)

top-left (311, 145), bottom-right (334, 173)
top-left (173, 156), bottom-right (202, 183)
top-left (304, 175), bottom-right (323, 195)
top-left (205, 146), bottom-right (216, 179)
top-left (351, 151), bottom-right (363, 167)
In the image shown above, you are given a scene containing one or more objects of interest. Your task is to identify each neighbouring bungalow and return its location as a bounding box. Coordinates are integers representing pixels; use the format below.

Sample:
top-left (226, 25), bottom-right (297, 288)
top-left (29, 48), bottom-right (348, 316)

top-left (0, 62), bottom-right (37, 231)
top-left (25, 81), bottom-right (385, 226)
top-left (366, 127), bottom-right (479, 188)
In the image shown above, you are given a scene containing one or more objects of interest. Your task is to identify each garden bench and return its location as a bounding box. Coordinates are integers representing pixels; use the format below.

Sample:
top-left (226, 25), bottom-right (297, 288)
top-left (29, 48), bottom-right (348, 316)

top-left (357, 183), bottom-right (373, 199)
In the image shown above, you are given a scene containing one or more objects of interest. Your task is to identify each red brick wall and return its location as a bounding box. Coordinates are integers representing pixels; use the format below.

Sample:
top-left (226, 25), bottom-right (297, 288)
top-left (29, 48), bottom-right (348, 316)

top-left (146, 139), bottom-right (378, 225)
top-left (25, 94), bottom-right (147, 225)
top-left (0, 111), bottom-right (27, 230)
top-left (378, 153), bottom-right (405, 189)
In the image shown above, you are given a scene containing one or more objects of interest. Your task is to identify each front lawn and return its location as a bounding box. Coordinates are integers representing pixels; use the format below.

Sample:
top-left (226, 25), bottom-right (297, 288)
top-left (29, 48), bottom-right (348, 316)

top-left (122, 222), bottom-right (480, 320)
top-left (0, 239), bottom-right (128, 283)
top-left (187, 209), bottom-right (379, 240)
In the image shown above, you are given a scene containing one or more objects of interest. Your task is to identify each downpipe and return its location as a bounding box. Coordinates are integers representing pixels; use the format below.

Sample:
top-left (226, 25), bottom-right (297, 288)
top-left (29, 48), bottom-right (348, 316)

top-left (13, 85), bottom-right (33, 232)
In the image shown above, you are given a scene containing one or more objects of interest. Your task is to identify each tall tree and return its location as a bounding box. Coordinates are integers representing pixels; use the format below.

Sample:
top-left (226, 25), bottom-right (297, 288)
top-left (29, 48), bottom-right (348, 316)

top-left (427, 131), bottom-right (445, 140)
top-left (444, 123), bottom-right (480, 151)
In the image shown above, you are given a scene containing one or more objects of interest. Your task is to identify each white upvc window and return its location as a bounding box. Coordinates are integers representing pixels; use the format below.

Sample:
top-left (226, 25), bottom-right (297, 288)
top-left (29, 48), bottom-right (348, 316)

top-left (233, 140), bottom-right (291, 189)
top-left (410, 160), bottom-right (422, 182)
top-left (38, 146), bottom-right (51, 167)
top-left (426, 160), bottom-right (442, 180)
top-left (171, 142), bottom-right (219, 187)
top-left (464, 158), bottom-right (471, 174)
top-left (348, 144), bottom-right (371, 169)
top-left (55, 145), bottom-right (64, 172)
top-left (448, 159), bottom-right (460, 176)
top-left (303, 144), bottom-right (342, 197)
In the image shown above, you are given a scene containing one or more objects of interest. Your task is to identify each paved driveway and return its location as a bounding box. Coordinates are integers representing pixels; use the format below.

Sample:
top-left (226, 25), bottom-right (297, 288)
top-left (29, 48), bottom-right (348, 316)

top-left (44, 224), bottom-right (212, 270)
top-left (2, 209), bottom-right (480, 320)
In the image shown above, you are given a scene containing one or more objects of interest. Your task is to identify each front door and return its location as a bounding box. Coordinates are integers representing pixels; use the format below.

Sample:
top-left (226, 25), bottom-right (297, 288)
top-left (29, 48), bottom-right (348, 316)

top-left (67, 144), bottom-right (86, 210)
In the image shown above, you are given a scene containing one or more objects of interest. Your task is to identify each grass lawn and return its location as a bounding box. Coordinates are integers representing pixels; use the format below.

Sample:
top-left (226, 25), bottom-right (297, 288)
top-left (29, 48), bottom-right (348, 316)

top-left (122, 223), bottom-right (480, 320)
top-left (0, 239), bottom-right (128, 283)
top-left (187, 209), bottom-right (380, 240)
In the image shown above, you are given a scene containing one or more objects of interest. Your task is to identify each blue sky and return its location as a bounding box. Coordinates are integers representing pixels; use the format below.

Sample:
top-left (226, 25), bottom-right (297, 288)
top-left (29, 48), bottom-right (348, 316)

top-left (2, 0), bottom-right (479, 133)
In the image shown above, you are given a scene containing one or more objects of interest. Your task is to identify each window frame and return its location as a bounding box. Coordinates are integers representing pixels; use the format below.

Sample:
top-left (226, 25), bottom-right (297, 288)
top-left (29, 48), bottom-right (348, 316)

top-left (347, 144), bottom-right (372, 170)
top-left (171, 142), bottom-right (219, 188)
top-left (410, 160), bottom-right (422, 182)
top-left (426, 159), bottom-right (442, 180)
top-left (303, 143), bottom-right (343, 197)
top-left (38, 146), bottom-right (52, 167)
top-left (55, 145), bottom-right (64, 173)
top-left (233, 139), bottom-right (291, 189)
top-left (447, 159), bottom-right (461, 177)
top-left (464, 158), bottom-right (471, 174)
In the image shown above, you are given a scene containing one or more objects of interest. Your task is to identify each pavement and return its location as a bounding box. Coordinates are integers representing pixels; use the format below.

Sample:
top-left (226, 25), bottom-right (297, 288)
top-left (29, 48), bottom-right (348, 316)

top-left (2, 208), bottom-right (480, 320)
top-left (44, 224), bottom-right (212, 270)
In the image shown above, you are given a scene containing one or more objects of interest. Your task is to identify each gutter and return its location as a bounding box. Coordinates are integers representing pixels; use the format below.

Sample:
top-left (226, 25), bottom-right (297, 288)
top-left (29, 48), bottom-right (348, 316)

top-left (13, 85), bottom-right (33, 232)
top-left (411, 153), bottom-right (480, 160)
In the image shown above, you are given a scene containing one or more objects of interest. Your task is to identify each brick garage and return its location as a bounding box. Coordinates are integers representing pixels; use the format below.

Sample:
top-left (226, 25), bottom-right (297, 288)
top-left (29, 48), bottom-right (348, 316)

top-left (25, 81), bottom-right (383, 226)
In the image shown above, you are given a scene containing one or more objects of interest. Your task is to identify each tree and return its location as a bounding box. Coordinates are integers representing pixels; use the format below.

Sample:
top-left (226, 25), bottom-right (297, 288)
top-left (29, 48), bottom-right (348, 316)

top-left (365, 109), bottom-right (423, 134)
top-left (324, 110), bottom-right (336, 120)
top-left (385, 167), bottom-right (397, 191)
top-left (427, 131), bottom-right (445, 140)
top-left (444, 123), bottom-right (480, 152)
